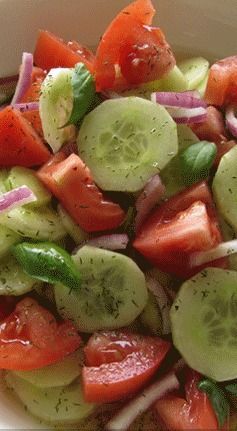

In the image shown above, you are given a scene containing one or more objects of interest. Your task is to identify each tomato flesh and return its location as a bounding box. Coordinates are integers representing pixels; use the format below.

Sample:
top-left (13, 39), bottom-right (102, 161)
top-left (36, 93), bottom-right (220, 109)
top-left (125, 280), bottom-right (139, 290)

top-left (205, 56), bottom-right (237, 106)
top-left (133, 181), bottom-right (226, 278)
top-left (0, 297), bottom-right (81, 370)
top-left (82, 331), bottom-right (170, 403)
top-left (37, 153), bottom-right (125, 232)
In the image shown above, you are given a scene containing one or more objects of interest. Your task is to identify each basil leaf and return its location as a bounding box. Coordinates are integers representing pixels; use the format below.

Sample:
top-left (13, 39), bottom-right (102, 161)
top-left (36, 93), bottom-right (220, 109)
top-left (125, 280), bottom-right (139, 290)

top-left (180, 141), bottom-right (217, 185)
top-left (65, 62), bottom-right (95, 126)
top-left (225, 382), bottom-right (237, 395)
top-left (12, 241), bottom-right (81, 291)
top-left (198, 378), bottom-right (229, 428)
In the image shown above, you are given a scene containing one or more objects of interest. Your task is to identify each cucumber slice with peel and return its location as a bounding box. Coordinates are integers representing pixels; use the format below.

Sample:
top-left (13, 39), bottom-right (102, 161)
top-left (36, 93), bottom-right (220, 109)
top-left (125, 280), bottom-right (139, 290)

top-left (0, 225), bottom-right (20, 259)
top-left (7, 167), bottom-right (51, 207)
top-left (13, 349), bottom-right (84, 388)
top-left (0, 169), bottom-right (9, 193)
top-left (58, 204), bottom-right (89, 244)
top-left (212, 146), bottom-right (237, 233)
top-left (78, 97), bottom-right (178, 192)
top-left (5, 373), bottom-right (95, 425)
top-left (171, 268), bottom-right (237, 381)
top-left (178, 57), bottom-right (209, 90)
top-left (55, 245), bottom-right (148, 332)
top-left (39, 68), bottom-right (76, 153)
top-left (0, 255), bottom-right (39, 296)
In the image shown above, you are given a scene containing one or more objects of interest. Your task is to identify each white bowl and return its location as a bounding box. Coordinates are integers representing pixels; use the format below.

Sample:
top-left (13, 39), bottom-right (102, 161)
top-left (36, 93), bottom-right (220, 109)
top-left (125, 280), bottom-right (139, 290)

top-left (0, 0), bottom-right (236, 428)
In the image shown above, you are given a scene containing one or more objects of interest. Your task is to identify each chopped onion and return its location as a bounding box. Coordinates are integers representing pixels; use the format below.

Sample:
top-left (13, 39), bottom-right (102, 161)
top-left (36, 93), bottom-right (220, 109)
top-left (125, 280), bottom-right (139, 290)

top-left (87, 234), bottom-right (129, 250)
top-left (13, 102), bottom-right (39, 112)
top-left (190, 239), bottom-right (237, 268)
top-left (146, 275), bottom-right (171, 334)
top-left (11, 53), bottom-right (33, 105)
top-left (135, 175), bottom-right (165, 232)
top-left (226, 105), bottom-right (237, 138)
top-left (106, 372), bottom-right (179, 431)
top-left (167, 106), bottom-right (207, 124)
top-left (0, 186), bottom-right (36, 213)
top-left (151, 91), bottom-right (207, 108)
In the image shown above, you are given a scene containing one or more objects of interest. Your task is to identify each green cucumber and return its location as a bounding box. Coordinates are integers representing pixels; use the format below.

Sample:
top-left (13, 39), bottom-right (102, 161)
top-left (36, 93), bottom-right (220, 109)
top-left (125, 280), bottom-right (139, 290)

top-left (178, 57), bottom-right (209, 90)
top-left (13, 349), bottom-right (84, 388)
top-left (55, 245), bottom-right (148, 332)
top-left (0, 169), bottom-right (9, 193)
top-left (58, 204), bottom-right (89, 244)
top-left (39, 68), bottom-right (76, 153)
top-left (160, 125), bottom-right (199, 197)
top-left (140, 291), bottom-right (162, 336)
top-left (0, 206), bottom-right (66, 241)
top-left (196, 72), bottom-right (209, 98)
top-left (5, 373), bottom-right (95, 425)
top-left (0, 255), bottom-right (39, 296)
top-left (78, 97), bottom-right (178, 192)
top-left (212, 146), bottom-right (237, 233)
top-left (7, 167), bottom-right (51, 207)
top-left (141, 65), bottom-right (188, 92)
top-left (219, 217), bottom-right (237, 271)
top-left (171, 268), bottom-right (237, 381)
top-left (0, 225), bottom-right (20, 259)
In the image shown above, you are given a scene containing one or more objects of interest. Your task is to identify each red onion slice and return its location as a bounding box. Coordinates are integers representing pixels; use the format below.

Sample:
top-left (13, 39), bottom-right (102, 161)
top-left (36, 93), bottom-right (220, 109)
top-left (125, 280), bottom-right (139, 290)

top-left (226, 105), bottom-right (237, 138)
top-left (146, 275), bottom-right (171, 335)
top-left (135, 175), bottom-right (165, 232)
top-left (190, 239), bottom-right (237, 268)
top-left (13, 102), bottom-right (39, 112)
top-left (151, 91), bottom-right (207, 108)
top-left (167, 106), bottom-right (207, 124)
top-left (0, 186), bottom-right (36, 213)
top-left (87, 234), bottom-right (129, 250)
top-left (11, 53), bottom-right (33, 105)
top-left (106, 372), bottom-right (179, 431)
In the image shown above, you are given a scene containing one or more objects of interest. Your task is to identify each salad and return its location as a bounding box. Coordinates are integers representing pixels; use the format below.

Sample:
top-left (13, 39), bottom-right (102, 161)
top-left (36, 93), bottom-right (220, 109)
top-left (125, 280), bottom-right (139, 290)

top-left (1, 0), bottom-right (237, 429)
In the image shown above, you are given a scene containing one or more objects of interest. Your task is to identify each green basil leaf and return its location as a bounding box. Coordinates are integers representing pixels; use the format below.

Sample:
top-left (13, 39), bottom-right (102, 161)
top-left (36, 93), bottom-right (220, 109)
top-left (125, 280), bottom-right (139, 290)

top-left (180, 141), bottom-right (217, 185)
top-left (65, 62), bottom-right (95, 126)
top-left (198, 378), bottom-right (230, 428)
top-left (12, 241), bottom-right (81, 291)
top-left (225, 382), bottom-right (237, 395)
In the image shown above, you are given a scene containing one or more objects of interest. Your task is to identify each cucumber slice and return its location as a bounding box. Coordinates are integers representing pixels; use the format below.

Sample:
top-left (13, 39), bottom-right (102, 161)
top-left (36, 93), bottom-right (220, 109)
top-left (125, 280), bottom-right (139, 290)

top-left (13, 349), bottom-right (84, 388)
top-left (141, 65), bottom-right (188, 92)
top-left (55, 245), bottom-right (148, 332)
top-left (0, 169), bottom-right (9, 193)
top-left (58, 204), bottom-right (89, 244)
top-left (78, 97), bottom-right (178, 192)
top-left (219, 217), bottom-right (237, 271)
top-left (0, 225), bottom-right (20, 259)
top-left (178, 57), bottom-right (209, 90)
top-left (160, 125), bottom-right (199, 198)
top-left (5, 373), bottom-right (95, 425)
top-left (0, 206), bottom-right (66, 241)
top-left (0, 255), bottom-right (39, 295)
top-left (140, 291), bottom-right (163, 336)
top-left (7, 167), bottom-right (51, 207)
top-left (196, 72), bottom-right (209, 98)
top-left (39, 68), bottom-right (76, 153)
top-left (171, 267), bottom-right (237, 381)
top-left (212, 146), bottom-right (237, 233)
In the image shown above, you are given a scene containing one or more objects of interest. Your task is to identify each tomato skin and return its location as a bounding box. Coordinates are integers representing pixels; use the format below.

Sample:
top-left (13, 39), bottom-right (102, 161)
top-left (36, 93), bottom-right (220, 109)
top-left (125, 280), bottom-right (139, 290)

top-left (205, 56), bottom-right (237, 106)
top-left (0, 297), bottom-right (81, 370)
top-left (37, 153), bottom-right (125, 232)
top-left (95, 0), bottom-right (175, 91)
top-left (133, 182), bottom-right (226, 278)
top-left (82, 331), bottom-right (170, 403)
top-left (0, 107), bottom-right (50, 167)
top-left (154, 370), bottom-right (219, 430)
top-left (34, 30), bottom-right (95, 73)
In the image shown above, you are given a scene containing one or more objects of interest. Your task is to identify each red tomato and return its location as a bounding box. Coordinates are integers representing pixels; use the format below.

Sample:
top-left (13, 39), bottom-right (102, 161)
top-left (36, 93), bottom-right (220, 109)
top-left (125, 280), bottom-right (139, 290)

top-left (0, 297), bottom-right (17, 321)
top-left (0, 297), bottom-right (81, 370)
top-left (37, 153), bottom-right (125, 232)
top-left (95, 0), bottom-right (175, 91)
top-left (205, 56), bottom-right (237, 106)
top-left (0, 107), bottom-right (50, 167)
top-left (133, 181), bottom-right (226, 278)
top-left (154, 370), bottom-right (219, 430)
top-left (34, 31), bottom-right (95, 73)
top-left (21, 67), bottom-right (46, 103)
top-left (191, 106), bottom-right (236, 165)
top-left (82, 331), bottom-right (170, 403)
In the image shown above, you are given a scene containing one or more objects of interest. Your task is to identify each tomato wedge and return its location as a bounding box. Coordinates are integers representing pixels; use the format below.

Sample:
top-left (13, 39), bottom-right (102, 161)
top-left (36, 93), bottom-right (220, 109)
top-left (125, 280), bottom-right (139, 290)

top-left (82, 331), bottom-right (170, 403)
top-left (95, 0), bottom-right (175, 91)
top-left (0, 107), bottom-right (50, 167)
top-left (34, 30), bottom-right (95, 73)
top-left (154, 370), bottom-right (219, 430)
top-left (133, 181), bottom-right (226, 278)
top-left (205, 56), bottom-right (237, 106)
top-left (37, 153), bottom-right (125, 232)
top-left (0, 297), bottom-right (81, 370)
